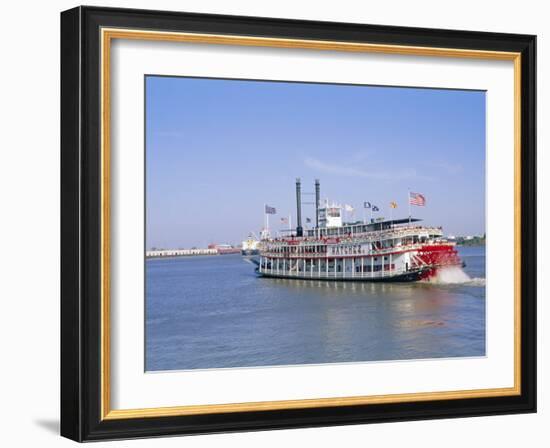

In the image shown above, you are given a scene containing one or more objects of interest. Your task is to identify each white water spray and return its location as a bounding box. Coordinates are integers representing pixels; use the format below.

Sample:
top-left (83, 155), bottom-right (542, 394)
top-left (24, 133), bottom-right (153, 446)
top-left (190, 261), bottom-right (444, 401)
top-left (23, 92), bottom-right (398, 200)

top-left (426, 266), bottom-right (486, 286)
top-left (430, 266), bottom-right (471, 284)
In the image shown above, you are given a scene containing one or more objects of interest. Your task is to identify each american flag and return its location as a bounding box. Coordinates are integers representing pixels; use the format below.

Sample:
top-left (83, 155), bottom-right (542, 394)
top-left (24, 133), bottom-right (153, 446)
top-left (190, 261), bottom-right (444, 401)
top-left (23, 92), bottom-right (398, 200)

top-left (265, 205), bottom-right (277, 214)
top-left (409, 192), bottom-right (426, 206)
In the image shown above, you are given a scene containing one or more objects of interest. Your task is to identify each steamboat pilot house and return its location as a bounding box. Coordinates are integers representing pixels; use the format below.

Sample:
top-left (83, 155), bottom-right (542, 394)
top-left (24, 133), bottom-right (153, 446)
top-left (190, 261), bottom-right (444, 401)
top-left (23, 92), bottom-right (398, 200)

top-left (257, 179), bottom-right (462, 282)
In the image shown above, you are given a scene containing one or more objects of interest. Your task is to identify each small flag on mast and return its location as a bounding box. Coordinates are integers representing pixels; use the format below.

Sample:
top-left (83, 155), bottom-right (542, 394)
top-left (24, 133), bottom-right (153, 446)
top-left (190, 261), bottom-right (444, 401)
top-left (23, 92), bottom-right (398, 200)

top-left (265, 205), bottom-right (277, 214)
top-left (306, 217), bottom-right (312, 223)
top-left (409, 192), bottom-right (426, 206)
top-left (364, 201), bottom-right (372, 209)
top-left (280, 217), bottom-right (288, 224)
top-left (344, 204), bottom-right (354, 213)
top-left (372, 205), bottom-right (379, 212)
top-left (390, 201), bottom-right (398, 209)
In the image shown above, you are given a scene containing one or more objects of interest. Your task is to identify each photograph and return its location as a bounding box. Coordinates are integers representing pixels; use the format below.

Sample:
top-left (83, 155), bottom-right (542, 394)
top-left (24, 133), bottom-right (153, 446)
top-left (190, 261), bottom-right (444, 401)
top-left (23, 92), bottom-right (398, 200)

top-left (144, 76), bottom-right (487, 372)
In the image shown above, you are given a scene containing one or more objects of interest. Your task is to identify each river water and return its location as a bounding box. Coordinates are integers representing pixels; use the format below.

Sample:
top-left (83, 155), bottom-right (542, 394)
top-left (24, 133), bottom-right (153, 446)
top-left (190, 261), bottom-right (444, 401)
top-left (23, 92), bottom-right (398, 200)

top-left (145, 246), bottom-right (485, 371)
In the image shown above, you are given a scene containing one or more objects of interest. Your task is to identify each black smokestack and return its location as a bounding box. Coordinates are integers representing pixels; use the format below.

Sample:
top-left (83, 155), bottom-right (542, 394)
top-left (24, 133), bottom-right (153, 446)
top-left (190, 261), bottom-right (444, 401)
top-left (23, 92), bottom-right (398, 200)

top-left (315, 179), bottom-right (320, 229)
top-left (296, 178), bottom-right (303, 237)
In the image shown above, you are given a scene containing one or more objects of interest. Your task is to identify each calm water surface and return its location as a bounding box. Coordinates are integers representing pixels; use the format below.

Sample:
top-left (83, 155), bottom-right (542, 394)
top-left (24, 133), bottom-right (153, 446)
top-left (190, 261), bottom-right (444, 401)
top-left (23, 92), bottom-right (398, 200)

top-left (146, 246), bottom-right (485, 371)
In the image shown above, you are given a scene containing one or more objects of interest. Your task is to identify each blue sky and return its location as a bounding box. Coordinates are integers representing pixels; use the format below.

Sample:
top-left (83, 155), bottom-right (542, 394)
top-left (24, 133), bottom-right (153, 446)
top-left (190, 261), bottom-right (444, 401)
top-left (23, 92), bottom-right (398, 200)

top-left (146, 76), bottom-right (485, 249)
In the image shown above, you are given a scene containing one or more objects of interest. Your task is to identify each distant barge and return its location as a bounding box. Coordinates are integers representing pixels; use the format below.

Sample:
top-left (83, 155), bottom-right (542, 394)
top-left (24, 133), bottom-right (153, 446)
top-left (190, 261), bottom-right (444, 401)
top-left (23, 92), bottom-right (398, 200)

top-left (241, 234), bottom-right (260, 256)
top-left (255, 179), bottom-right (462, 282)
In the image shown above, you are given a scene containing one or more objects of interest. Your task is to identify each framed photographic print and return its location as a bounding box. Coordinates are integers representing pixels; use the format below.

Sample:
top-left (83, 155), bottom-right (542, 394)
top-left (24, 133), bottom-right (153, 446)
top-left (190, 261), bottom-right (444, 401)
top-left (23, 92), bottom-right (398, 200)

top-left (60, 6), bottom-right (536, 442)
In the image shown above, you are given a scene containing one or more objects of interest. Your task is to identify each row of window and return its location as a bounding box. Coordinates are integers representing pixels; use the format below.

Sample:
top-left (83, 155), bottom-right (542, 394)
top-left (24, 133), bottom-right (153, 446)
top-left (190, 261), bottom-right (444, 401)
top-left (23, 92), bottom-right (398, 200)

top-left (263, 255), bottom-right (391, 262)
top-left (263, 258), bottom-right (395, 270)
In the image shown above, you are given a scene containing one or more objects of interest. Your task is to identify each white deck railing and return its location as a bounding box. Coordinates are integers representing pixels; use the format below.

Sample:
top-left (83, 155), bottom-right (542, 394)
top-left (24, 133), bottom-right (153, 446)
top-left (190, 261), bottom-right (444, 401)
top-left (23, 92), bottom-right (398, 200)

top-left (260, 243), bottom-right (428, 259)
top-left (258, 267), bottom-right (415, 279)
top-left (261, 226), bottom-right (444, 248)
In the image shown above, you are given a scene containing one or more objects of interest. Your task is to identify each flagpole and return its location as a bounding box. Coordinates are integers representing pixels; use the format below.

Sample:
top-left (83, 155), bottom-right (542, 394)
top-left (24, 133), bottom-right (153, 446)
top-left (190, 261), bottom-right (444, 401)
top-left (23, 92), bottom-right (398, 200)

top-left (289, 214), bottom-right (292, 235)
top-left (408, 189), bottom-right (411, 227)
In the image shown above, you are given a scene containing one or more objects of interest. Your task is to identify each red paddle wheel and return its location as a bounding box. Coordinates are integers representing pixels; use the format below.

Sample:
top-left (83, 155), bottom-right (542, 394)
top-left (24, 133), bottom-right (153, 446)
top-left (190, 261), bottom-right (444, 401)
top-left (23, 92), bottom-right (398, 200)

top-left (412, 244), bottom-right (463, 280)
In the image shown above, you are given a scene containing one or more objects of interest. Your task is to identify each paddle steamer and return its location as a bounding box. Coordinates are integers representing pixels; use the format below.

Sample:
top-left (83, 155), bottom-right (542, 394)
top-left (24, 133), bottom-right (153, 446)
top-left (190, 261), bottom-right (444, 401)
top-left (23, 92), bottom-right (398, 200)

top-left (256, 179), bottom-right (462, 282)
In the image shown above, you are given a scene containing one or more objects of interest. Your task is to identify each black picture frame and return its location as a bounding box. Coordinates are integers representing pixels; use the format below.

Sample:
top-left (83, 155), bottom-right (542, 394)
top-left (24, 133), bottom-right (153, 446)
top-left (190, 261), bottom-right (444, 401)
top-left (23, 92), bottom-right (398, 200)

top-left (61, 5), bottom-right (536, 442)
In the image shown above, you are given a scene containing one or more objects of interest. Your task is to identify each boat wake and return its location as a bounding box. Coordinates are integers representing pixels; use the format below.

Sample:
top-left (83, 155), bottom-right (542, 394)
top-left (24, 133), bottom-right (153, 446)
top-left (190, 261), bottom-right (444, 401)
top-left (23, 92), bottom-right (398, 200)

top-left (465, 277), bottom-right (486, 287)
top-left (242, 257), bottom-right (260, 266)
top-left (426, 266), bottom-right (485, 286)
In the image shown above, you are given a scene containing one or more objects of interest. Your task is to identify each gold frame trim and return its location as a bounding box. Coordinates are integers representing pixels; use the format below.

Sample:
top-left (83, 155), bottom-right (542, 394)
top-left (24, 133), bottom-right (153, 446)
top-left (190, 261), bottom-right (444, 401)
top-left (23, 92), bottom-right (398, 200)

top-left (100, 28), bottom-right (522, 420)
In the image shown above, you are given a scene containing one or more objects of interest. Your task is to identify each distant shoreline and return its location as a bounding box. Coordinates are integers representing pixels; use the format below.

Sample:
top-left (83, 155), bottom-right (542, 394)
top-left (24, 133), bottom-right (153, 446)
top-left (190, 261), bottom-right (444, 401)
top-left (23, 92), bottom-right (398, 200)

top-left (455, 235), bottom-right (486, 247)
top-left (147, 254), bottom-right (218, 261)
top-left (147, 252), bottom-right (241, 260)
